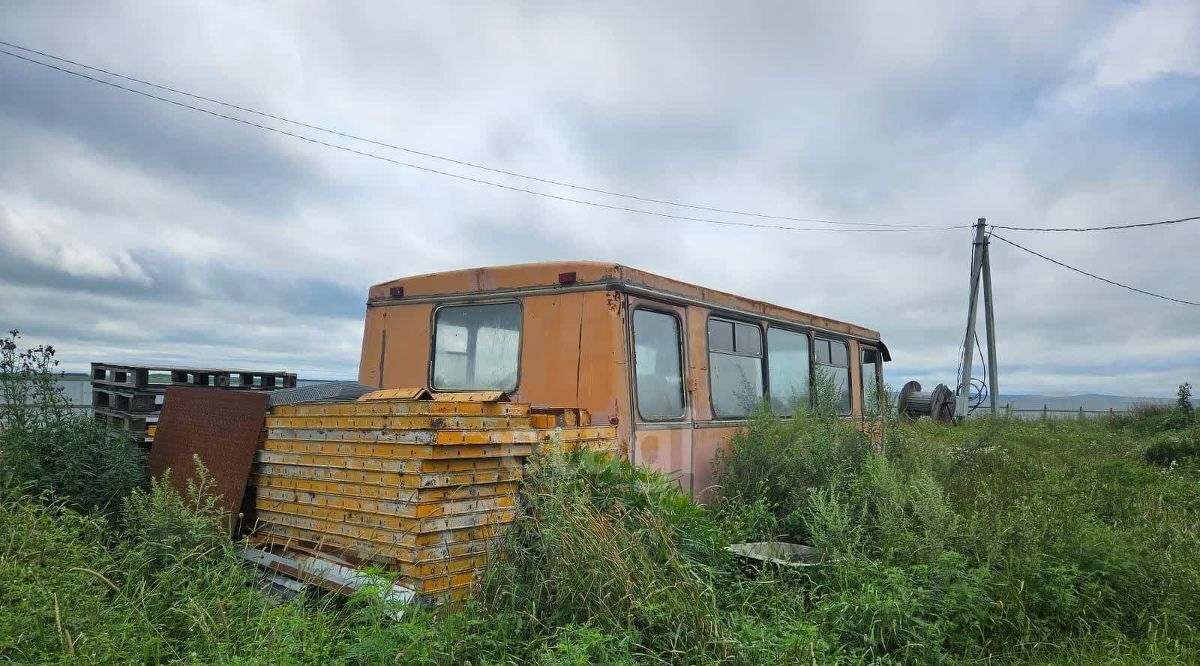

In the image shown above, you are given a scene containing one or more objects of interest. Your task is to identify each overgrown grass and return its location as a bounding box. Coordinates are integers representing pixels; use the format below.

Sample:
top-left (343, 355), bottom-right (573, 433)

top-left (3, 414), bottom-right (1198, 664)
top-left (2, 329), bottom-right (1198, 663)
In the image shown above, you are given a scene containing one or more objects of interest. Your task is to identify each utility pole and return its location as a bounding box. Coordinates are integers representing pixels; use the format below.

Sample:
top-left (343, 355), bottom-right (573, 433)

top-left (956, 218), bottom-right (999, 419)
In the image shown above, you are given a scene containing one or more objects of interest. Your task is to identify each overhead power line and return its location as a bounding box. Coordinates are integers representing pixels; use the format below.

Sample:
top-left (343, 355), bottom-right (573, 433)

top-left (1, 47), bottom-right (956, 236)
top-left (0, 39), bottom-right (964, 232)
top-left (991, 215), bottom-right (1200, 233)
top-left (989, 233), bottom-right (1199, 307)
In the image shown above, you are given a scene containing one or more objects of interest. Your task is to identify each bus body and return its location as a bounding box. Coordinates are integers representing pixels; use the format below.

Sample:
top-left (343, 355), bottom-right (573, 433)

top-left (359, 262), bottom-right (889, 500)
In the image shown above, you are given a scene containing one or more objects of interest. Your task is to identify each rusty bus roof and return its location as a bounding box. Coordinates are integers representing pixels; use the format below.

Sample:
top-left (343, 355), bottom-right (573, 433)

top-left (368, 261), bottom-right (883, 343)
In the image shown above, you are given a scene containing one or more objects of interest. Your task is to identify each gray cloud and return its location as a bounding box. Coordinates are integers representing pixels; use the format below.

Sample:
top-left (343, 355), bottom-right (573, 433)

top-left (1, 0), bottom-right (1198, 396)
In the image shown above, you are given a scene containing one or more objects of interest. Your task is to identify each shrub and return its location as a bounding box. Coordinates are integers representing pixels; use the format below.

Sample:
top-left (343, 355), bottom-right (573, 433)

top-left (481, 450), bottom-right (732, 662)
top-left (714, 404), bottom-right (873, 540)
top-left (0, 330), bottom-right (143, 514)
top-left (119, 457), bottom-right (228, 570)
top-left (1144, 429), bottom-right (1200, 466)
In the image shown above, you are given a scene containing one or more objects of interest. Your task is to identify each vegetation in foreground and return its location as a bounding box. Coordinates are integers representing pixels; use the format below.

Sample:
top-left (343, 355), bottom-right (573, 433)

top-left (2, 334), bottom-right (1199, 664)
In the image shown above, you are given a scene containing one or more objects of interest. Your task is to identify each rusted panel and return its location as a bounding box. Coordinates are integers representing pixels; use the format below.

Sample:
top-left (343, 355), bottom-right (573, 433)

top-left (148, 387), bottom-right (268, 533)
top-left (358, 387), bottom-right (431, 401)
top-left (360, 303), bottom-right (432, 390)
top-left (515, 294), bottom-right (583, 405)
top-left (684, 305), bottom-right (714, 422)
top-left (575, 289), bottom-right (627, 434)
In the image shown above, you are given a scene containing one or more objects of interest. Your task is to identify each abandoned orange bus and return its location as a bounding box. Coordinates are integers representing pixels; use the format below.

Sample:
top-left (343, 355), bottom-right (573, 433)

top-left (358, 262), bottom-right (889, 499)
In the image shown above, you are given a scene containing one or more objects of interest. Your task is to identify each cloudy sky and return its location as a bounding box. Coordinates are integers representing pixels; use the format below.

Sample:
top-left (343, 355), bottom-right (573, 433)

top-left (1, 1), bottom-right (1197, 396)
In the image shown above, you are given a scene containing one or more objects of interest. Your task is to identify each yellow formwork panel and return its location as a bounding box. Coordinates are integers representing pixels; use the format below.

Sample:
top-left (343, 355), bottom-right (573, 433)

top-left (406, 570), bottom-right (478, 593)
top-left (256, 498), bottom-right (517, 533)
top-left (254, 509), bottom-right (508, 548)
top-left (265, 428), bottom-right (541, 446)
top-left (271, 401), bottom-right (530, 418)
top-left (356, 388), bottom-right (431, 401)
top-left (251, 474), bottom-right (518, 503)
top-left (267, 428), bottom-right (435, 444)
top-left (397, 553), bottom-right (491, 578)
top-left (257, 446), bottom-right (531, 469)
top-left (258, 449), bottom-right (522, 474)
top-left (433, 429), bottom-right (540, 445)
top-left (265, 415), bottom-right (533, 430)
top-left (255, 485), bottom-right (516, 519)
top-left (250, 524), bottom-right (502, 563)
top-left (258, 446), bottom-right (525, 472)
top-left (255, 462), bottom-right (524, 488)
top-left (538, 426), bottom-right (617, 441)
top-left (431, 391), bottom-right (507, 403)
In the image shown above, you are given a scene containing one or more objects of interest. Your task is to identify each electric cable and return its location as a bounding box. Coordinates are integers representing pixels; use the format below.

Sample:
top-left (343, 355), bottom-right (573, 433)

top-left (0, 39), bottom-right (967, 232)
top-left (991, 216), bottom-right (1200, 233)
top-left (990, 233), bottom-right (1200, 306)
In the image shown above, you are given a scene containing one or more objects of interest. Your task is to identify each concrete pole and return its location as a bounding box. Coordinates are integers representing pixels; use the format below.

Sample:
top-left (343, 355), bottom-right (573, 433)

top-left (982, 239), bottom-right (999, 415)
top-left (956, 218), bottom-right (987, 419)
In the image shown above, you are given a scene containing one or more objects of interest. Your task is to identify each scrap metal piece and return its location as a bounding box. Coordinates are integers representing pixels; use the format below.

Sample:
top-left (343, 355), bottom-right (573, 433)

top-left (726, 541), bottom-right (823, 567)
top-left (147, 387), bottom-right (269, 534)
top-left (239, 546), bottom-right (414, 618)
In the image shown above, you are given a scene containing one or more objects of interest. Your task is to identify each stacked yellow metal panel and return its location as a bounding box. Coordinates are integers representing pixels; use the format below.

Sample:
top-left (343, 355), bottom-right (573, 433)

top-left (249, 397), bottom-right (534, 601)
top-left (248, 395), bottom-right (622, 602)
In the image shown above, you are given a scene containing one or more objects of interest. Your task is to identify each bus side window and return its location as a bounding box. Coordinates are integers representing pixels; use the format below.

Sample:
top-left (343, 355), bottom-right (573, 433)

top-left (860, 347), bottom-right (882, 414)
top-left (767, 328), bottom-right (810, 415)
top-left (633, 310), bottom-right (685, 420)
top-left (814, 337), bottom-right (851, 415)
top-left (708, 317), bottom-right (763, 419)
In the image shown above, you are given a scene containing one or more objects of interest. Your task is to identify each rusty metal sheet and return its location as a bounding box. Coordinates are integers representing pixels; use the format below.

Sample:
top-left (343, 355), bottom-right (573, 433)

top-left (147, 386), bottom-right (268, 533)
top-left (357, 387), bottom-right (431, 401)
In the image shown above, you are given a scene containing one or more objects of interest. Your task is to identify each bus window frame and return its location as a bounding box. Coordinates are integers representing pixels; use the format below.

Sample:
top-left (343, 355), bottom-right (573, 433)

top-left (428, 299), bottom-right (524, 393)
top-left (705, 314), bottom-right (767, 421)
top-left (631, 306), bottom-right (689, 423)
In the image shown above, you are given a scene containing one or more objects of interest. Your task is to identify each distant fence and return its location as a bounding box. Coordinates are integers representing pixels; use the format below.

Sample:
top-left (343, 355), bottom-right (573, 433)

top-left (985, 405), bottom-right (1130, 420)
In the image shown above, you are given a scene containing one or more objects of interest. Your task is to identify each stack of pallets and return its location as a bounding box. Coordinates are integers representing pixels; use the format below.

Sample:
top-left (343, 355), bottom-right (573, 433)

top-left (248, 392), bottom-right (619, 602)
top-left (90, 363), bottom-right (296, 445)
